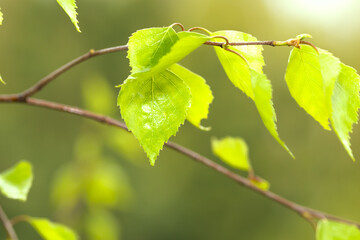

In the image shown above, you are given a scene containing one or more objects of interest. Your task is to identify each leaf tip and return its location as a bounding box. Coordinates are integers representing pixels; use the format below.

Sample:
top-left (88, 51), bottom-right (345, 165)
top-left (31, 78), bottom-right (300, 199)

top-left (0, 75), bottom-right (6, 85)
top-left (199, 125), bottom-right (211, 131)
top-left (149, 156), bottom-right (157, 166)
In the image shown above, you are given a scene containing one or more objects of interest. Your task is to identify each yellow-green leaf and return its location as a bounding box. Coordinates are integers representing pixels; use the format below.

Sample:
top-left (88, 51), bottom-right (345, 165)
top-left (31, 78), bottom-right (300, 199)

top-left (213, 30), bottom-right (265, 74)
top-left (316, 219), bottom-right (360, 240)
top-left (169, 64), bottom-right (213, 130)
top-left (127, 27), bottom-right (178, 74)
top-left (212, 31), bottom-right (291, 157)
top-left (0, 75), bottom-right (5, 85)
top-left (251, 69), bottom-right (293, 158)
top-left (0, 9), bottom-right (3, 25)
top-left (285, 45), bottom-right (330, 130)
top-left (118, 70), bottom-right (191, 165)
top-left (211, 137), bottom-right (251, 171)
top-left (0, 161), bottom-right (33, 201)
top-left (319, 49), bottom-right (341, 115)
top-left (29, 217), bottom-right (78, 240)
top-left (148, 31), bottom-right (210, 76)
top-left (56, 0), bottom-right (81, 32)
top-left (331, 64), bottom-right (360, 161)
top-left (128, 28), bottom-right (210, 78)
top-left (212, 32), bottom-right (253, 98)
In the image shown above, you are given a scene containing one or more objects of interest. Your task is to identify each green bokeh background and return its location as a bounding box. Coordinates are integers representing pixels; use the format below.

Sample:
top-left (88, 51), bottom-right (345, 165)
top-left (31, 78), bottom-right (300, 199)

top-left (1, 0), bottom-right (360, 239)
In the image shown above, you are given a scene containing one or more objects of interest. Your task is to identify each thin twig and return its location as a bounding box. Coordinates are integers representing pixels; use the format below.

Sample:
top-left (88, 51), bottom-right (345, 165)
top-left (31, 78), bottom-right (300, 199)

top-left (1, 97), bottom-right (359, 229)
top-left (16, 45), bottom-right (128, 100)
top-left (0, 205), bottom-right (18, 240)
top-left (204, 40), bottom-right (276, 47)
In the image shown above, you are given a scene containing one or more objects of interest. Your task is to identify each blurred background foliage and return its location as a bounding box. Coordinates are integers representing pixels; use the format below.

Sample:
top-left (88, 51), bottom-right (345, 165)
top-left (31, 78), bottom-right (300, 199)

top-left (0, 0), bottom-right (360, 239)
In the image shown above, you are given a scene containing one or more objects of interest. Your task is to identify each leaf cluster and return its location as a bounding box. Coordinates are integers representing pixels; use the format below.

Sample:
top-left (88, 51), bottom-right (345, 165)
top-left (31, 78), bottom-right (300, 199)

top-left (118, 24), bottom-right (360, 166)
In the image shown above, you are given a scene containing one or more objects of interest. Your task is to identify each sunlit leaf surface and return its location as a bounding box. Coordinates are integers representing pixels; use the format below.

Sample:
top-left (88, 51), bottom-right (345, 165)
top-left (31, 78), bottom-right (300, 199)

top-left (118, 70), bottom-right (191, 165)
top-left (29, 218), bottom-right (78, 240)
top-left (316, 219), bottom-right (360, 240)
top-left (56, 0), bottom-right (80, 32)
top-left (285, 45), bottom-right (330, 129)
top-left (169, 64), bottom-right (213, 130)
top-left (0, 161), bottom-right (33, 201)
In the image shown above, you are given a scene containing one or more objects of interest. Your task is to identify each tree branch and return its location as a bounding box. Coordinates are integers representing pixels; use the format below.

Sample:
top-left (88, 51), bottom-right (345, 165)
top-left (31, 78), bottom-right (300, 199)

top-left (0, 204), bottom-right (18, 240)
top-left (15, 45), bottom-right (128, 100)
top-left (0, 97), bottom-right (358, 229)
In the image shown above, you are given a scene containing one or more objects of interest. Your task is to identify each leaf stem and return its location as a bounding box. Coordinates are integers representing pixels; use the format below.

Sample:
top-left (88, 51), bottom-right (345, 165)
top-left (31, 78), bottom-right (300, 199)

top-left (188, 27), bottom-right (212, 35)
top-left (170, 23), bottom-right (185, 32)
top-left (0, 204), bottom-right (18, 240)
top-left (10, 215), bottom-right (30, 226)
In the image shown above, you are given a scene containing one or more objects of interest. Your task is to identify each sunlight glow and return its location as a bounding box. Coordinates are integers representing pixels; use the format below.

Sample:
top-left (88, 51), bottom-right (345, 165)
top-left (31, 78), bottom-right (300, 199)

top-left (264, 0), bottom-right (354, 24)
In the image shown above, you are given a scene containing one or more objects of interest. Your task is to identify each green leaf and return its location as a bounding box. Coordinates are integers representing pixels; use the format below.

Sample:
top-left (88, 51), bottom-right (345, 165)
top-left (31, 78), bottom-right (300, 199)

top-left (0, 161), bottom-right (33, 201)
top-left (144, 31), bottom-right (210, 76)
top-left (316, 219), bottom-right (360, 240)
top-left (56, 0), bottom-right (81, 32)
top-left (212, 32), bottom-right (253, 98)
top-left (128, 28), bottom-right (210, 77)
top-left (211, 137), bottom-right (251, 171)
top-left (0, 9), bottom-right (3, 25)
top-left (330, 63), bottom-right (360, 161)
top-left (251, 69), bottom-right (293, 158)
top-left (123, 27), bottom-right (209, 164)
top-left (212, 31), bottom-right (291, 156)
top-left (168, 64), bottom-right (213, 130)
top-left (128, 27), bottom-right (178, 74)
top-left (319, 49), bottom-right (341, 115)
top-left (0, 75), bottom-right (5, 85)
top-left (29, 217), bottom-right (78, 240)
top-left (285, 44), bottom-right (330, 130)
top-left (118, 70), bottom-right (191, 165)
top-left (213, 30), bottom-right (265, 74)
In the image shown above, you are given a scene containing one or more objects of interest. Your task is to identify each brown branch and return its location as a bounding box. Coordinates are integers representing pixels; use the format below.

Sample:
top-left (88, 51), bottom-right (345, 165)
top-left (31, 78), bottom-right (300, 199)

top-left (0, 204), bottom-right (18, 240)
top-left (15, 45), bottom-right (128, 100)
top-left (204, 40), bottom-right (276, 47)
top-left (0, 97), bottom-right (359, 229)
